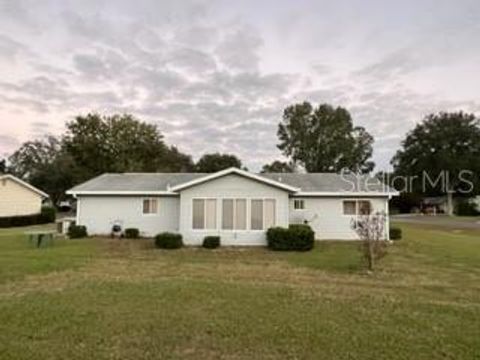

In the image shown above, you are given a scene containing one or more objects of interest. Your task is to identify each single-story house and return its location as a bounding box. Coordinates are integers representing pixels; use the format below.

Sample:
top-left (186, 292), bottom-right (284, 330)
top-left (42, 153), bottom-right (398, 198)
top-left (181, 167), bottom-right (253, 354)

top-left (0, 174), bottom-right (49, 217)
top-left (67, 167), bottom-right (398, 245)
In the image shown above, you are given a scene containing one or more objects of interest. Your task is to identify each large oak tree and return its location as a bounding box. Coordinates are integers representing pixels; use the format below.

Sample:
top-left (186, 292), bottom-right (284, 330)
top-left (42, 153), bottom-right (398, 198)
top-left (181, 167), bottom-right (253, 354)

top-left (277, 102), bottom-right (374, 173)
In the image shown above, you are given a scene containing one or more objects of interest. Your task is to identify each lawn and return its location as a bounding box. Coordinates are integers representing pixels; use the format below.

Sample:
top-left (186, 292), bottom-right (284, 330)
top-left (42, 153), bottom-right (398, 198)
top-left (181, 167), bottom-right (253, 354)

top-left (0, 223), bottom-right (479, 359)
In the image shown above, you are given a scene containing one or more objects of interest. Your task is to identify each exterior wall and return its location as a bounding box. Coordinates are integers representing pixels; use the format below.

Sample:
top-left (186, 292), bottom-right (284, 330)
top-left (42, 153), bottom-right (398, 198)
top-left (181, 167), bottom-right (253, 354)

top-left (77, 195), bottom-right (179, 236)
top-left (0, 178), bottom-right (43, 217)
top-left (289, 197), bottom-right (389, 240)
top-left (179, 174), bottom-right (290, 246)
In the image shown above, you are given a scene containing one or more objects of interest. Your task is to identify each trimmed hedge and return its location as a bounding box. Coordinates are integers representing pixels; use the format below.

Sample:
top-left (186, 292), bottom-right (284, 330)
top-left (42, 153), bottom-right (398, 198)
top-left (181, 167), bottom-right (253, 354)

top-left (0, 206), bottom-right (56, 228)
top-left (68, 225), bottom-right (88, 239)
top-left (155, 232), bottom-right (183, 249)
top-left (203, 236), bottom-right (220, 249)
top-left (389, 227), bottom-right (402, 240)
top-left (124, 228), bottom-right (140, 239)
top-left (267, 224), bottom-right (315, 251)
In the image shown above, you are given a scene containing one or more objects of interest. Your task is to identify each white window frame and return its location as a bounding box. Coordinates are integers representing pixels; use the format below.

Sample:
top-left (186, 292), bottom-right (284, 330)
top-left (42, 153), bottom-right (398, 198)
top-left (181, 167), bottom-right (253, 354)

top-left (221, 198), bottom-right (248, 232)
top-left (142, 198), bottom-right (159, 216)
top-left (342, 199), bottom-right (372, 217)
top-left (192, 198), bottom-right (217, 231)
top-left (191, 197), bottom-right (278, 232)
top-left (250, 198), bottom-right (277, 232)
top-left (293, 199), bottom-right (305, 210)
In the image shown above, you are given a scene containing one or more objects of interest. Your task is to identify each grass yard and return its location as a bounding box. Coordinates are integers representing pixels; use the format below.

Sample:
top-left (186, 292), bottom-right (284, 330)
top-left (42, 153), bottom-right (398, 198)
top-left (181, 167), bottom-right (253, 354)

top-left (0, 223), bottom-right (479, 359)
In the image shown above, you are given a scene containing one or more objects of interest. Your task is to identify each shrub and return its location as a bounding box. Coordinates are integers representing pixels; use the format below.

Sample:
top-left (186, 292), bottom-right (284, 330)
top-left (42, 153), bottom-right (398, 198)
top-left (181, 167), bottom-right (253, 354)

top-left (288, 224), bottom-right (315, 251)
top-left (0, 207), bottom-right (56, 228)
top-left (389, 227), bottom-right (402, 240)
top-left (267, 224), bottom-right (315, 251)
top-left (39, 206), bottom-right (56, 223)
top-left (203, 236), bottom-right (220, 249)
top-left (124, 228), bottom-right (140, 239)
top-left (68, 225), bottom-right (88, 239)
top-left (155, 232), bottom-right (183, 249)
top-left (455, 200), bottom-right (480, 216)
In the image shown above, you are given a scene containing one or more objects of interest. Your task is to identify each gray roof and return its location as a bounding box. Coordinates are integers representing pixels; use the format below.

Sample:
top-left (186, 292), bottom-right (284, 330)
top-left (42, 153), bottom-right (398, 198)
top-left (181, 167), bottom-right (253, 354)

top-left (69, 171), bottom-right (395, 194)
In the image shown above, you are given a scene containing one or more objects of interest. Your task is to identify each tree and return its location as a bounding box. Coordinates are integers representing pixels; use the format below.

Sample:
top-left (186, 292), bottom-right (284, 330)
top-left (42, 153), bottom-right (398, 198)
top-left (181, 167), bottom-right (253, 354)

top-left (261, 160), bottom-right (295, 173)
top-left (0, 158), bottom-right (5, 173)
top-left (8, 113), bottom-right (195, 203)
top-left (8, 137), bottom-right (80, 204)
top-left (277, 102), bottom-right (374, 173)
top-left (391, 112), bottom-right (480, 215)
top-left (63, 113), bottom-right (193, 181)
top-left (195, 153), bottom-right (243, 173)
top-left (353, 212), bottom-right (388, 271)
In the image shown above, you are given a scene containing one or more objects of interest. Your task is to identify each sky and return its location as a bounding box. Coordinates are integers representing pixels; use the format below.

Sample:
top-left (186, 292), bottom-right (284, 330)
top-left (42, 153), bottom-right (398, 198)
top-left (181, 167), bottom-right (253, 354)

top-left (0, 0), bottom-right (479, 171)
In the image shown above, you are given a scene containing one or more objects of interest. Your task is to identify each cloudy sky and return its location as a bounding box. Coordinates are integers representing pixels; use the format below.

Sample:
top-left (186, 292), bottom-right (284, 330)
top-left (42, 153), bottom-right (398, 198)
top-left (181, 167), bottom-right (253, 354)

top-left (0, 0), bottom-right (479, 171)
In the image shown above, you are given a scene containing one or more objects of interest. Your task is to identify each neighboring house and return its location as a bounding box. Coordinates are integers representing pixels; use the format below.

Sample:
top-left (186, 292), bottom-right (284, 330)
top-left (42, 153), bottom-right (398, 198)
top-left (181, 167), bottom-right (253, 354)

top-left (67, 167), bottom-right (398, 245)
top-left (0, 174), bottom-right (49, 217)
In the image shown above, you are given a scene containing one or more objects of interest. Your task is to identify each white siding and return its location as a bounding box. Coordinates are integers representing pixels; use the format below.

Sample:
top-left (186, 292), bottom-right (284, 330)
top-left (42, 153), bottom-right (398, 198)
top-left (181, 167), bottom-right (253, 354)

top-left (0, 178), bottom-right (43, 217)
top-left (77, 196), bottom-right (179, 236)
top-left (289, 197), bottom-right (389, 240)
top-left (179, 174), bottom-right (290, 246)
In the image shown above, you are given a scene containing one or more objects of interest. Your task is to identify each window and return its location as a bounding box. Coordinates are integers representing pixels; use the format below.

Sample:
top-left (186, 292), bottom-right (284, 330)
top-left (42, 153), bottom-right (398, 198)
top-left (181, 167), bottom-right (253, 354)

top-left (343, 200), bottom-right (372, 215)
top-left (235, 199), bottom-right (247, 230)
top-left (192, 199), bottom-right (205, 229)
top-left (193, 199), bottom-right (217, 229)
top-left (294, 199), bottom-right (305, 210)
top-left (222, 199), bottom-right (234, 230)
top-left (205, 199), bottom-right (217, 229)
top-left (222, 199), bottom-right (247, 230)
top-left (143, 198), bottom-right (158, 214)
top-left (251, 199), bottom-right (264, 230)
top-left (343, 201), bottom-right (356, 215)
top-left (358, 200), bottom-right (372, 215)
top-left (264, 199), bottom-right (276, 229)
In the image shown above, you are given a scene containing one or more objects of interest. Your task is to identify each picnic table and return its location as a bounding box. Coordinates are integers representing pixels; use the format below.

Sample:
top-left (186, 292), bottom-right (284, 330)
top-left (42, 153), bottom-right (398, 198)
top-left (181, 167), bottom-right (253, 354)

top-left (25, 230), bottom-right (56, 248)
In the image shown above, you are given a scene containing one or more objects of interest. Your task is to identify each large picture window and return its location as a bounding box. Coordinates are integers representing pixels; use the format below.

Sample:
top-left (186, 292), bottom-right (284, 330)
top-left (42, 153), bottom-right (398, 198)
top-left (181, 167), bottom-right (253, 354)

top-left (192, 199), bottom-right (217, 229)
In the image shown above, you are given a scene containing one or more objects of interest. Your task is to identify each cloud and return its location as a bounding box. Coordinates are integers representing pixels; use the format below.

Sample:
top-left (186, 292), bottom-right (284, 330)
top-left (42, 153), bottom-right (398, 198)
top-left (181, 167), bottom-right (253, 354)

top-left (1, 1), bottom-right (480, 171)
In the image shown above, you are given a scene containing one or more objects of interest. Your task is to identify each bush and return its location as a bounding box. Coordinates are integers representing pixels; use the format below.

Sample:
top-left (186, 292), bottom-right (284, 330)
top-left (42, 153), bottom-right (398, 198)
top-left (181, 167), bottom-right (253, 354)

top-left (68, 225), bottom-right (88, 239)
top-left (267, 224), bottom-right (315, 251)
top-left (389, 227), bottom-right (402, 240)
top-left (0, 206), bottom-right (56, 228)
top-left (155, 232), bottom-right (183, 249)
top-left (203, 236), bottom-right (220, 249)
top-left (39, 206), bottom-right (56, 223)
top-left (455, 200), bottom-right (480, 216)
top-left (124, 228), bottom-right (140, 239)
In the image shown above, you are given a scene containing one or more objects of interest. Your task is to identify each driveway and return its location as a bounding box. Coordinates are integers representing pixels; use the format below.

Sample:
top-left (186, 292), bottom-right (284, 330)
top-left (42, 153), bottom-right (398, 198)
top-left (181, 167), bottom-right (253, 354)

top-left (392, 214), bottom-right (480, 230)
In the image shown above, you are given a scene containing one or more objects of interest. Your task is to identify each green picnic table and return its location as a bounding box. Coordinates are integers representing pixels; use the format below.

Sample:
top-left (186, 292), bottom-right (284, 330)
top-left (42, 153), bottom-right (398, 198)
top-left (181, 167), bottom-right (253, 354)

top-left (25, 230), bottom-right (56, 248)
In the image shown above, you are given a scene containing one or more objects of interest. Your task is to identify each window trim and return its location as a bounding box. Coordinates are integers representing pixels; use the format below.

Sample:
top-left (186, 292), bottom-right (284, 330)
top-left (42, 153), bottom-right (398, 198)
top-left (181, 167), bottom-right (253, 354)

top-left (192, 197), bottom-right (217, 231)
top-left (342, 199), bottom-right (373, 217)
top-left (191, 197), bottom-right (278, 232)
top-left (293, 199), bottom-right (305, 210)
top-left (142, 198), bottom-right (159, 216)
top-left (250, 198), bottom-right (277, 232)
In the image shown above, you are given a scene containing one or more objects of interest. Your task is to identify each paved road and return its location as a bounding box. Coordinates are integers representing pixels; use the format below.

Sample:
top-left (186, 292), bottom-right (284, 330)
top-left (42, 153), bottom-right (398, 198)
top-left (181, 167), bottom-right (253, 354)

top-left (392, 215), bottom-right (480, 230)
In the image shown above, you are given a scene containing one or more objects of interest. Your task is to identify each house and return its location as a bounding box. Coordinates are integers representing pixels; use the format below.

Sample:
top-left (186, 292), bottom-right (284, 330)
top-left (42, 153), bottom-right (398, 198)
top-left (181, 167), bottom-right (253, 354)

top-left (66, 167), bottom-right (398, 244)
top-left (0, 174), bottom-right (49, 217)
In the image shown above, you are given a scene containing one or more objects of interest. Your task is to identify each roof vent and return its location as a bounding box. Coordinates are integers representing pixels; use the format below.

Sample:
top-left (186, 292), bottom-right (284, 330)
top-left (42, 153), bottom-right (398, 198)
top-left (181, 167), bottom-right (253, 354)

top-left (166, 183), bottom-right (171, 191)
top-left (278, 176), bottom-right (282, 182)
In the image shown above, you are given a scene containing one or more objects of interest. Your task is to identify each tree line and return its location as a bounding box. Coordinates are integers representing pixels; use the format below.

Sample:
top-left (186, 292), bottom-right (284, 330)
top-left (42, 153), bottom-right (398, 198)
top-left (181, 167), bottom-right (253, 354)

top-left (2, 103), bottom-right (479, 205)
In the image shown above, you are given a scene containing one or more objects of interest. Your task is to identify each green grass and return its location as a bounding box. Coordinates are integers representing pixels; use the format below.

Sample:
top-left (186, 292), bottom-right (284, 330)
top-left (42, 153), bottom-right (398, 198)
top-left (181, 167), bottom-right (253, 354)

top-left (0, 223), bottom-right (479, 359)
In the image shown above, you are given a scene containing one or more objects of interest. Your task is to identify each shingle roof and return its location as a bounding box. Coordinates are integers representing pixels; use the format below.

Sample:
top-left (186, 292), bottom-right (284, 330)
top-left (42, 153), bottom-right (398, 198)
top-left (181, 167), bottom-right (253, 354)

top-left (68, 171), bottom-right (395, 195)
